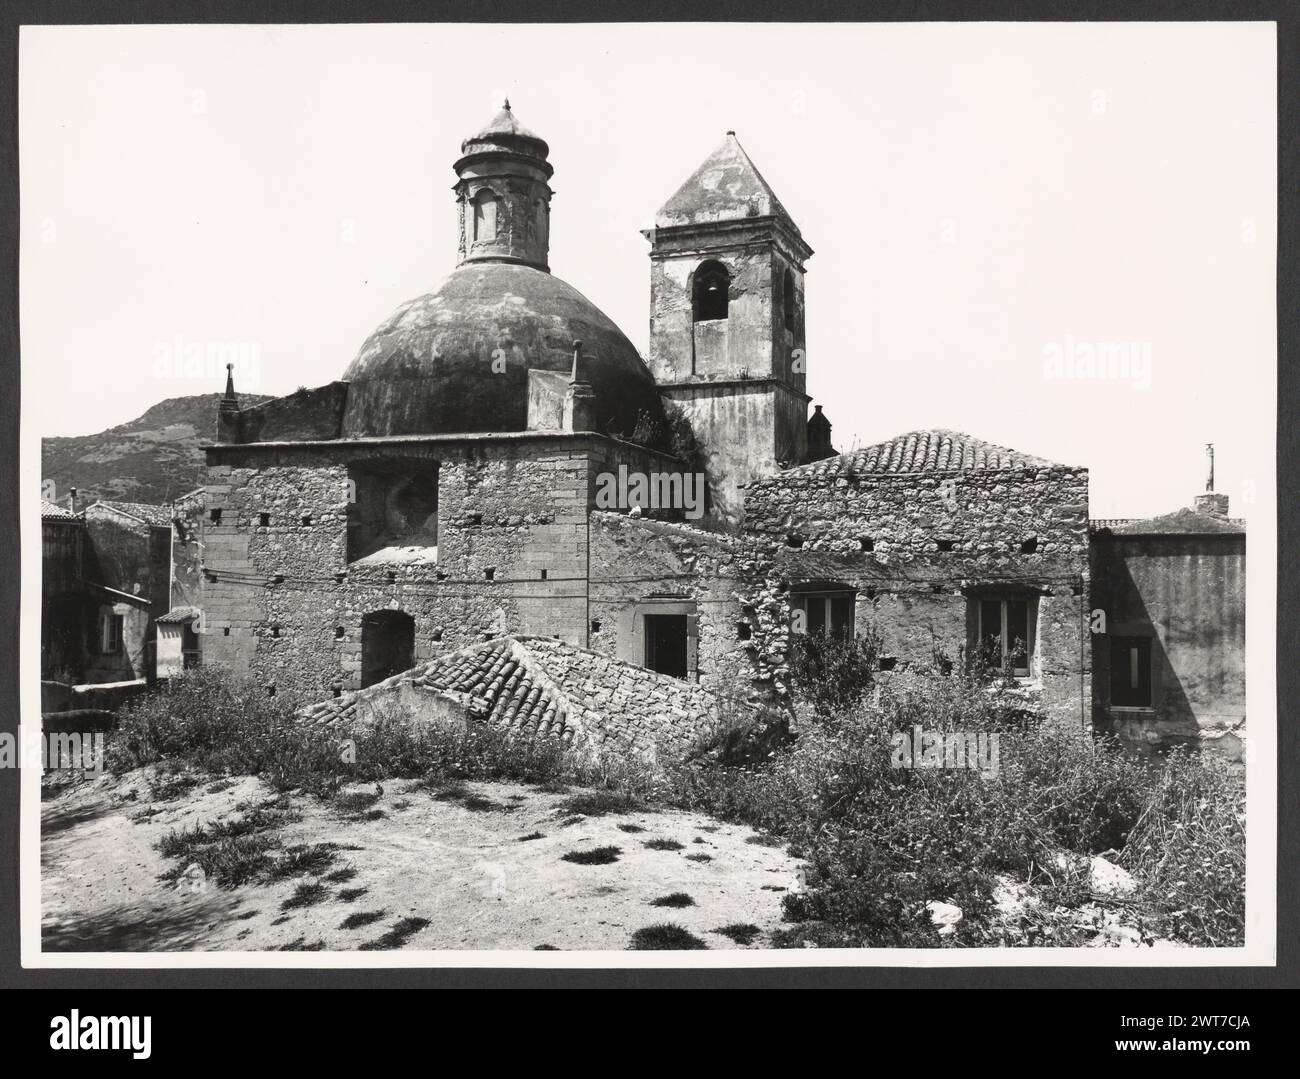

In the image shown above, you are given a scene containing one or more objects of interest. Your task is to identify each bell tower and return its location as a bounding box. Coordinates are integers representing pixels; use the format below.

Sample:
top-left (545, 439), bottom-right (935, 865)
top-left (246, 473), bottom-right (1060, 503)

top-left (645, 132), bottom-right (813, 525)
top-left (454, 101), bottom-right (553, 272)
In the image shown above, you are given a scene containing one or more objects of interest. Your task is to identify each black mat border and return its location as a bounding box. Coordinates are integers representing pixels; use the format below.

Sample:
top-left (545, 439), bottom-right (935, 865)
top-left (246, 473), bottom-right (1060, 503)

top-left (0, 0), bottom-right (1293, 990)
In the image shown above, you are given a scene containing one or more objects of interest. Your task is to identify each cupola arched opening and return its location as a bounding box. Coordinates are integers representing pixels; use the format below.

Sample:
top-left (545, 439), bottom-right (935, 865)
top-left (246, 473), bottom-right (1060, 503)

top-left (472, 188), bottom-right (499, 243)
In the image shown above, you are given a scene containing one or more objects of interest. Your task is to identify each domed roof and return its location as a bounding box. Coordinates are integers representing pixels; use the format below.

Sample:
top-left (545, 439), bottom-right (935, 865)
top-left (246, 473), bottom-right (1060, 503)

top-left (341, 262), bottom-right (666, 440)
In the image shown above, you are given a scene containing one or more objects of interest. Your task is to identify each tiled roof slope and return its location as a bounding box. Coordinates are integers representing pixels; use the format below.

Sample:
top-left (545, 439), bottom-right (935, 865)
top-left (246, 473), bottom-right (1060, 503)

top-left (41, 499), bottom-right (81, 521)
top-left (91, 500), bottom-right (174, 527)
top-left (1102, 508), bottom-right (1245, 536)
top-left (300, 636), bottom-right (725, 757)
top-left (782, 429), bottom-right (1063, 480)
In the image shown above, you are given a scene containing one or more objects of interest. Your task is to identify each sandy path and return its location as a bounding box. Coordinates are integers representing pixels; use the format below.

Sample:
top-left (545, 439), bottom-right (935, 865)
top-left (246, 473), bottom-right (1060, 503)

top-left (41, 770), bottom-right (804, 953)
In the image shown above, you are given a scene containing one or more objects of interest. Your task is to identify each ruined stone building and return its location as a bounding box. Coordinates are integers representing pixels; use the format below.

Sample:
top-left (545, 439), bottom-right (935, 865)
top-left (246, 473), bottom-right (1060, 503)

top-left (189, 103), bottom-right (1244, 752)
top-left (40, 492), bottom-right (204, 711)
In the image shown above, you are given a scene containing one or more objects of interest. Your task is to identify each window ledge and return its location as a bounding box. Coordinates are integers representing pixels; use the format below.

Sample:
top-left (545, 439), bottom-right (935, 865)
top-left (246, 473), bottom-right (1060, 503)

top-left (1109, 706), bottom-right (1156, 715)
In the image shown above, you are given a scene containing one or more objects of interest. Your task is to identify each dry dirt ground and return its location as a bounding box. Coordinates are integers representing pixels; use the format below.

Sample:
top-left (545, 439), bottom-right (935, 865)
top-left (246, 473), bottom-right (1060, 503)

top-left (41, 769), bottom-right (804, 953)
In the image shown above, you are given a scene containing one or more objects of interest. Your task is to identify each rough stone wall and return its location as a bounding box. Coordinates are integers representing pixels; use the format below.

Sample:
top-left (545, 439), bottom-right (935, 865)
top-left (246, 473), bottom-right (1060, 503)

top-left (200, 433), bottom-right (688, 704)
top-left (742, 465), bottom-right (1093, 728)
top-left (171, 490), bottom-right (206, 611)
top-left (588, 513), bottom-right (789, 707)
top-left (1090, 533), bottom-right (1245, 736)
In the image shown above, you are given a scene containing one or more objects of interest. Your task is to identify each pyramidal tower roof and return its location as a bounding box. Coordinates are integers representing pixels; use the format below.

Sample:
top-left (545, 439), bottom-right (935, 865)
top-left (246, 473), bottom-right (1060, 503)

top-left (655, 132), bottom-right (799, 232)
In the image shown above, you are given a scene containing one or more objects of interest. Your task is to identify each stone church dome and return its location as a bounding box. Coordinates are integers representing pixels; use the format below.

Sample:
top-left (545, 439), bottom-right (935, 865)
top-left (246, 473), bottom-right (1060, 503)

top-left (340, 261), bottom-right (664, 439)
top-left (340, 103), bottom-right (666, 441)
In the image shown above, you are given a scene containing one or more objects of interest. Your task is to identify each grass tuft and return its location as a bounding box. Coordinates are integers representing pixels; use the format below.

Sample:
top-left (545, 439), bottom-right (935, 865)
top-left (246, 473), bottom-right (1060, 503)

top-left (629, 924), bottom-right (708, 950)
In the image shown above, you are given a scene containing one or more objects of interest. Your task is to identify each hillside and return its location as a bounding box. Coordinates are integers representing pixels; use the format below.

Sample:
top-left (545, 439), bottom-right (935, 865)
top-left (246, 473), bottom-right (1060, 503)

top-left (41, 393), bottom-right (271, 507)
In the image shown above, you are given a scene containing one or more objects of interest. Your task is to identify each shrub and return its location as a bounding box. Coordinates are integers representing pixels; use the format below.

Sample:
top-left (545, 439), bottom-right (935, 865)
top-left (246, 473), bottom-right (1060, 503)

top-left (787, 629), bottom-right (882, 719)
top-left (1120, 749), bottom-right (1245, 947)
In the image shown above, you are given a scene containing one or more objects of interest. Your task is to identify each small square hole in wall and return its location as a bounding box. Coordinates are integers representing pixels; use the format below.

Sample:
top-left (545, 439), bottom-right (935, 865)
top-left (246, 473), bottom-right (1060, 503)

top-left (271, 574), bottom-right (285, 585)
top-left (467, 512), bottom-right (482, 526)
top-left (879, 656), bottom-right (898, 671)
top-left (266, 684), bottom-right (276, 698)
top-left (334, 626), bottom-right (345, 640)
top-left (785, 533), bottom-right (805, 549)
top-left (222, 627), bottom-right (230, 637)
top-left (302, 514), bottom-right (313, 526)
top-left (270, 625), bottom-right (282, 639)
top-left (206, 571), bottom-right (219, 583)
top-left (859, 537), bottom-right (874, 552)
top-left (590, 619), bottom-right (602, 633)
top-left (209, 508), bottom-right (223, 524)
top-left (1072, 584), bottom-right (1083, 597)
top-left (930, 584), bottom-right (944, 594)
top-left (865, 588), bottom-right (877, 600)
top-left (432, 627), bottom-right (443, 642)
top-left (436, 570), bottom-right (448, 581)
top-left (484, 567), bottom-right (495, 581)
top-left (258, 512), bottom-right (271, 527)
top-left (736, 621), bottom-right (752, 641)
top-left (386, 571), bottom-right (397, 583)
top-left (540, 569), bottom-right (548, 581)
top-left (936, 539), bottom-right (956, 552)
top-left (1020, 536), bottom-right (1039, 554)
top-left (334, 572), bottom-right (346, 583)
top-left (332, 685), bottom-right (343, 699)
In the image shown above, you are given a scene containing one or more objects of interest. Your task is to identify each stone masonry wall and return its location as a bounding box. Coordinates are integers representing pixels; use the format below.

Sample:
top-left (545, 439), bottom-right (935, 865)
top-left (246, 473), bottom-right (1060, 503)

top-left (742, 465), bottom-right (1093, 728)
top-left (588, 513), bottom-right (790, 708)
top-left (200, 433), bottom-right (686, 704)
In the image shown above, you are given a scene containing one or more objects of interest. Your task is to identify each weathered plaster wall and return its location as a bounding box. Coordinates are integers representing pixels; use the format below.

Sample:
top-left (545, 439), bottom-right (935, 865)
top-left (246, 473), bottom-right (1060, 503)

top-left (661, 381), bottom-right (807, 526)
top-left (1090, 534), bottom-right (1246, 736)
top-left (229, 382), bottom-right (349, 444)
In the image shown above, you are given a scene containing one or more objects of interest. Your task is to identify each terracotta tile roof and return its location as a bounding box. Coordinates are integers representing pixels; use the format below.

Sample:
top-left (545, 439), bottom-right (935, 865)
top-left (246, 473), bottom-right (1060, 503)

top-left (157, 606), bottom-right (203, 624)
top-left (41, 499), bottom-right (81, 521)
top-left (301, 636), bottom-right (727, 756)
top-left (90, 500), bottom-right (174, 527)
top-left (780, 429), bottom-right (1063, 480)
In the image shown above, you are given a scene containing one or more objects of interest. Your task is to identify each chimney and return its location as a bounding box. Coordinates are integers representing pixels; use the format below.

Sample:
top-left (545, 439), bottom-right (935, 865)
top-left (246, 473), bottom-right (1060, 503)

top-left (217, 362), bottom-right (241, 443)
top-left (68, 487), bottom-right (77, 513)
top-left (805, 404), bottom-right (836, 462)
top-left (563, 340), bottom-right (597, 432)
top-left (1195, 492), bottom-right (1229, 518)
top-left (1194, 443), bottom-right (1228, 517)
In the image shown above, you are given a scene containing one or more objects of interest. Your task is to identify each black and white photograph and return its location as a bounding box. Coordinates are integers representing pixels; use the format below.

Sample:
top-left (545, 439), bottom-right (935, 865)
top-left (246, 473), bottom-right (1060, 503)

top-left (12, 14), bottom-right (1282, 986)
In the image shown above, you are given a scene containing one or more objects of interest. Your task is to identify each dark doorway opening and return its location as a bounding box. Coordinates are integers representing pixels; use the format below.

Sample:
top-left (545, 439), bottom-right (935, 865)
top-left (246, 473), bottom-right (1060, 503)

top-left (644, 613), bottom-right (688, 679)
top-left (181, 622), bottom-right (201, 670)
top-left (361, 610), bottom-right (415, 688)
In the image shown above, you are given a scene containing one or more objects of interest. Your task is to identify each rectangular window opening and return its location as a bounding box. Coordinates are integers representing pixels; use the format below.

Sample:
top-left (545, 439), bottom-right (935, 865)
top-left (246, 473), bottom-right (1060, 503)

top-left (1110, 636), bottom-right (1153, 707)
top-left (976, 596), bottom-right (1035, 678)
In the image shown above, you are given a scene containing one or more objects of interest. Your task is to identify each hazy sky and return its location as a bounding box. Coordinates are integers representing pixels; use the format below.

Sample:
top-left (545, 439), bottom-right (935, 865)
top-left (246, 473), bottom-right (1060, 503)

top-left (20, 22), bottom-right (1275, 519)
